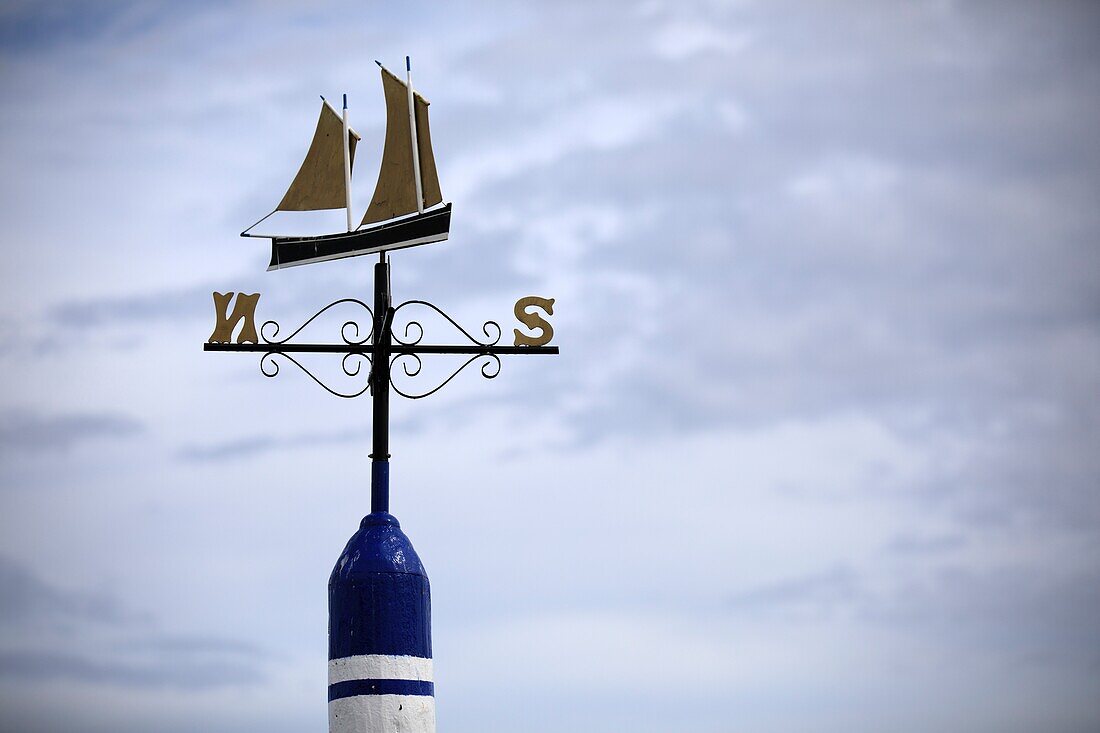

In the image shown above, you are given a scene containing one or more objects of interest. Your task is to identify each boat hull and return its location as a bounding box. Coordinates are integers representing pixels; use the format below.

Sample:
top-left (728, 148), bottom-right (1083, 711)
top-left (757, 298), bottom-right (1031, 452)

top-left (268, 203), bottom-right (452, 270)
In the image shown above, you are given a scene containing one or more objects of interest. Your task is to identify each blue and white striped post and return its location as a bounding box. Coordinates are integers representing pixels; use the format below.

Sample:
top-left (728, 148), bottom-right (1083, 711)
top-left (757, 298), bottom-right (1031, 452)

top-left (328, 257), bottom-right (434, 732)
top-left (329, 512), bottom-right (433, 731)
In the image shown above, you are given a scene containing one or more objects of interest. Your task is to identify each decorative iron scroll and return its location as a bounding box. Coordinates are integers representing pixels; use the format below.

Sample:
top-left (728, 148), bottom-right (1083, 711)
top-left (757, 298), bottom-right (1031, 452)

top-left (390, 352), bottom-right (502, 399)
top-left (205, 295), bottom-right (556, 400)
top-left (248, 298), bottom-right (376, 398)
top-left (260, 298), bottom-right (375, 346)
top-left (390, 300), bottom-right (502, 347)
top-left (260, 351), bottom-right (372, 399)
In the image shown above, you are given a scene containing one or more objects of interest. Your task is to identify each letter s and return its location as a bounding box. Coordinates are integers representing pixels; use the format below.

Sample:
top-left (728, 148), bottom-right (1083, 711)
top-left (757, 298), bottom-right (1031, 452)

top-left (513, 296), bottom-right (555, 347)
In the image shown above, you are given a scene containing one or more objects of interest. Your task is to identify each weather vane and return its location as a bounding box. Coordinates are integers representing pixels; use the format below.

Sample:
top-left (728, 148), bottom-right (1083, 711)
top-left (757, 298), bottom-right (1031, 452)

top-left (204, 57), bottom-right (557, 733)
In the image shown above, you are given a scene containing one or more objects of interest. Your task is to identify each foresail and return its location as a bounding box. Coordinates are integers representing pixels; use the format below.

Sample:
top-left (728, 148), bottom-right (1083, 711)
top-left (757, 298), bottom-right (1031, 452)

top-left (362, 68), bottom-right (443, 226)
top-left (277, 102), bottom-right (360, 211)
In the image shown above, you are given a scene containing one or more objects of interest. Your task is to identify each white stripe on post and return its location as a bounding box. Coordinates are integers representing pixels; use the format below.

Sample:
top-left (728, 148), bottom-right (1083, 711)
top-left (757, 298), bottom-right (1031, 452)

top-left (329, 654), bottom-right (434, 685)
top-left (330, 695), bottom-right (436, 733)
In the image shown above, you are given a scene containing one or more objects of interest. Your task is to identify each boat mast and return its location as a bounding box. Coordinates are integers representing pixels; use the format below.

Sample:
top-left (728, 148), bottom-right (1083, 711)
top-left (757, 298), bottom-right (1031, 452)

top-left (406, 56), bottom-right (424, 215)
top-left (342, 94), bottom-right (354, 232)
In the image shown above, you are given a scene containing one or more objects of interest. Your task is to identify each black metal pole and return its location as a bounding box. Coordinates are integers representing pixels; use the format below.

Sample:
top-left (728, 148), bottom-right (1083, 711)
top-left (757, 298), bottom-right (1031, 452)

top-left (370, 257), bottom-right (391, 514)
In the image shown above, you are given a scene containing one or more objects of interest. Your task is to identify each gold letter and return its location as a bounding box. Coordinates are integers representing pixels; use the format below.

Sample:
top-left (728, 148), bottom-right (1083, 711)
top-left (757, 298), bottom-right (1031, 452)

top-left (208, 292), bottom-right (260, 344)
top-left (513, 296), bottom-right (555, 347)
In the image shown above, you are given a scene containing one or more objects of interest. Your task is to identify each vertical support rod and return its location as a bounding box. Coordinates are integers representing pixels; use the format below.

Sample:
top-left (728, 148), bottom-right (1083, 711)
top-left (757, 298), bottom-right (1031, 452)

top-left (330, 253), bottom-right (434, 732)
top-left (370, 259), bottom-right (391, 513)
top-left (342, 94), bottom-right (354, 232)
top-left (406, 56), bottom-right (424, 214)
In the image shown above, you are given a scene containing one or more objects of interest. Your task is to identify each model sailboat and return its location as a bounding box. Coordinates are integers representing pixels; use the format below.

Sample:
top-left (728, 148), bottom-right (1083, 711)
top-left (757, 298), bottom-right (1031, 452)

top-left (244, 58), bottom-right (451, 270)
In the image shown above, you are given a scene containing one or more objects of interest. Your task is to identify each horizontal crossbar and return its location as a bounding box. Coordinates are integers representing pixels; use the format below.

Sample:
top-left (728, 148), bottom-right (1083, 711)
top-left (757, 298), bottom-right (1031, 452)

top-left (204, 343), bottom-right (559, 355)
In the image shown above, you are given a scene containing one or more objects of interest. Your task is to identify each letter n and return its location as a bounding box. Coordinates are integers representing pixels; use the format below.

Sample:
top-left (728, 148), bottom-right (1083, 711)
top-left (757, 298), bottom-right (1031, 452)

top-left (208, 292), bottom-right (260, 344)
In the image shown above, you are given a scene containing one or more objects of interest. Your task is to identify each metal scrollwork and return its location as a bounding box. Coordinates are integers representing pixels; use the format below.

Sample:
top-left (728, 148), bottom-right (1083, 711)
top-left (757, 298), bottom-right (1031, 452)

top-left (260, 298), bottom-right (375, 346)
top-left (389, 352), bottom-right (502, 399)
top-left (260, 351), bottom-right (372, 399)
top-left (390, 300), bottom-right (502, 347)
top-left (204, 293), bottom-right (554, 400)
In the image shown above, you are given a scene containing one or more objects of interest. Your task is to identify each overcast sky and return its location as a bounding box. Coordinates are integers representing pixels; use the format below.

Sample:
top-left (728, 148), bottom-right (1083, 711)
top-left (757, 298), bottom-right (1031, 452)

top-left (1, 1), bottom-right (1099, 731)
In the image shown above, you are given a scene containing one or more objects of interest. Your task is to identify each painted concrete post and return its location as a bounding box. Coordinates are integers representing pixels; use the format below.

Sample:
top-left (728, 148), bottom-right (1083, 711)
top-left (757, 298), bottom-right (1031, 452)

top-left (329, 511), bottom-right (433, 732)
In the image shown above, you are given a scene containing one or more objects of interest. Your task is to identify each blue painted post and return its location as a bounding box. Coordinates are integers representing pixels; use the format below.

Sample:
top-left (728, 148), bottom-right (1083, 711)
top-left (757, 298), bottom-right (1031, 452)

top-left (328, 258), bottom-right (434, 732)
top-left (328, 513), bottom-right (433, 731)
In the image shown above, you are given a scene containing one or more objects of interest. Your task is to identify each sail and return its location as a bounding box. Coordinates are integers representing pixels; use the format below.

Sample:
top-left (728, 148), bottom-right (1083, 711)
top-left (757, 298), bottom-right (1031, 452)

top-left (277, 102), bottom-right (360, 211)
top-left (415, 94), bottom-right (443, 210)
top-left (362, 68), bottom-right (443, 226)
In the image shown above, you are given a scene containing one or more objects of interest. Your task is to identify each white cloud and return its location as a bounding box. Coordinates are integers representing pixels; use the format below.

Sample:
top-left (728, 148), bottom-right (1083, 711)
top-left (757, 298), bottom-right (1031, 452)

top-left (652, 20), bottom-right (751, 60)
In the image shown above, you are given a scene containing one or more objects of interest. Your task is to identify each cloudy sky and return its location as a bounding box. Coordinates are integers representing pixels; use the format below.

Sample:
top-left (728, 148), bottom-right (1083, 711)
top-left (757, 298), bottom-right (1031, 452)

top-left (1, 1), bottom-right (1099, 731)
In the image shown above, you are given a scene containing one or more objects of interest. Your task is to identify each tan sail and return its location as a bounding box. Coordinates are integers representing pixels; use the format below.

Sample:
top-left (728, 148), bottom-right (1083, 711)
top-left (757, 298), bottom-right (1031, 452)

top-left (277, 102), bottom-right (360, 211)
top-left (416, 94), bottom-right (443, 210)
top-left (362, 68), bottom-right (443, 226)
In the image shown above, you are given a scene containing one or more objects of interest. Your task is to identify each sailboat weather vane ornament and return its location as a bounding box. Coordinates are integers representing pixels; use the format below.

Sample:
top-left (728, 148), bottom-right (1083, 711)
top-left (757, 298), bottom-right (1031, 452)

top-left (240, 59), bottom-right (452, 269)
top-left (204, 57), bottom-right (557, 733)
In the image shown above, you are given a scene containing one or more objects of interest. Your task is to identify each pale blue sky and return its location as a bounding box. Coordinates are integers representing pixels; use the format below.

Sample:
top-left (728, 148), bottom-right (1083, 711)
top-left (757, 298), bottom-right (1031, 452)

top-left (1, 1), bottom-right (1099, 731)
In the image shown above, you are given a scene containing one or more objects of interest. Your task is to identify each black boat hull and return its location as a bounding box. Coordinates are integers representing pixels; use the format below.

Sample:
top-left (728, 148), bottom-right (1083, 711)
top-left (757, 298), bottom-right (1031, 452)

top-left (268, 203), bottom-right (452, 270)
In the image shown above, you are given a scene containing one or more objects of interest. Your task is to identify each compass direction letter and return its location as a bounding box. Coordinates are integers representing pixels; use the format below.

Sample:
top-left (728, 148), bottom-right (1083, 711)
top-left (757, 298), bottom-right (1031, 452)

top-left (513, 296), bottom-right (555, 347)
top-left (208, 292), bottom-right (260, 344)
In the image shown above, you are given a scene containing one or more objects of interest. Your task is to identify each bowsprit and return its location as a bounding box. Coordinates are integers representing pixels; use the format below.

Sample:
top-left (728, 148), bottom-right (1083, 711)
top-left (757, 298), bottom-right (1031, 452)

top-left (203, 57), bottom-right (558, 733)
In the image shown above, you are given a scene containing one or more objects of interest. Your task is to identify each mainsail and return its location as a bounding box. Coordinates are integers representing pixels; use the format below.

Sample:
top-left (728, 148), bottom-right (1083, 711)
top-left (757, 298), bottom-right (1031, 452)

top-left (363, 67), bottom-right (443, 225)
top-left (277, 102), bottom-right (361, 211)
